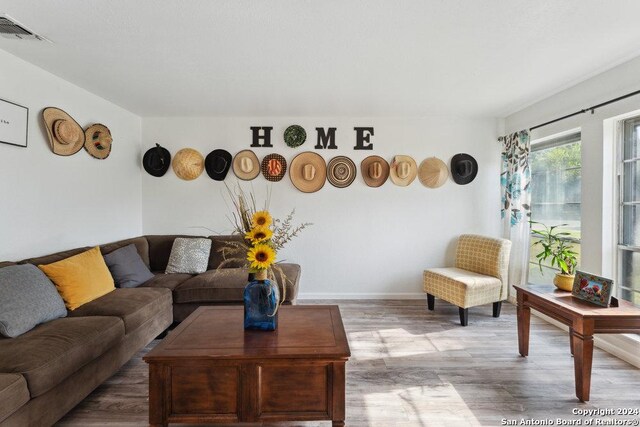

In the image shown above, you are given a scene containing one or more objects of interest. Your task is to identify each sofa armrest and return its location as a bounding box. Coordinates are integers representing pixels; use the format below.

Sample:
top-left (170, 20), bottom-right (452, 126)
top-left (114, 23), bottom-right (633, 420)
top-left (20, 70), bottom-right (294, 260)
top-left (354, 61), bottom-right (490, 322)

top-left (276, 263), bottom-right (301, 303)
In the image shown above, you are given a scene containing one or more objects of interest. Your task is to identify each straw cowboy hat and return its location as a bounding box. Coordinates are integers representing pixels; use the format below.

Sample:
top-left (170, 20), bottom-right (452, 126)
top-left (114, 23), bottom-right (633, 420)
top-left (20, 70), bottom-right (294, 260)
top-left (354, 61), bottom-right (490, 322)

top-left (419, 157), bottom-right (449, 188)
top-left (289, 152), bottom-right (326, 193)
top-left (42, 107), bottom-right (85, 156)
top-left (389, 155), bottom-right (417, 186)
top-left (233, 150), bottom-right (260, 180)
top-left (205, 149), bottom-right (232, 181)
top-left (327, 156), bottom-right (357, 188)
top-left (360, 155), bottom-right (389, 187)
top-left (172, 148), bottom-right (204, 181)
top-left (143, 144), bottom-right (171, 177)
top-left (451, 153), bottom-right (478, 185)
top-left (261, 154), bottom-right (287, 182)
top-left (84, 124), bottom-right (112, 159)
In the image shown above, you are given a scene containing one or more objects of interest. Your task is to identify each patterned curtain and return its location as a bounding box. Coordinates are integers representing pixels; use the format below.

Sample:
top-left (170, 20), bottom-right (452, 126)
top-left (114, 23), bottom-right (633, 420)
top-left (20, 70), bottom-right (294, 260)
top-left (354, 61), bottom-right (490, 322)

top-left (499, 130), bottom-right (531, 296)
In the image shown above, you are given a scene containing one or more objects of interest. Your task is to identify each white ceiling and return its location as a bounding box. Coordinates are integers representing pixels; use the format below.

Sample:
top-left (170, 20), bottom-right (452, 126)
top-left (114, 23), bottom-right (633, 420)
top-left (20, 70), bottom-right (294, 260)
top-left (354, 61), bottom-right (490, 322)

top-left (2, 0), bottom-right (640, 117)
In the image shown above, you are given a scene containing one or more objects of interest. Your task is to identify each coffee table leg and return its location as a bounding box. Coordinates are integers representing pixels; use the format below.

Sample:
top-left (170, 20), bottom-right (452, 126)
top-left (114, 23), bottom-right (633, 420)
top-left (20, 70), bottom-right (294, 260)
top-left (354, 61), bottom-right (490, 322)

top-left (572, 320), bottom-right (594, 402)
top-left (332, 421), bottom-right (345, 426)
top-left (332, 362), bottom-right (346, 427)
top-left (516, 290), bottom-right (530, 357)
top-left (149, 364), bottom-right (168, 427)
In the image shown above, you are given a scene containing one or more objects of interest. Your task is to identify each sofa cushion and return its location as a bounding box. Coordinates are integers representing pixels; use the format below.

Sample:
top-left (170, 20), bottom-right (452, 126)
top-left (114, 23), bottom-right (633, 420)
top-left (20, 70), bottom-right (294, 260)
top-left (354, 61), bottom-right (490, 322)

top-left (103, 244), bottom-right (154, 288)
top-left (209, 235), bottom-right (245, 269)
top-left (140, 273), bottom-right (193, 291)
top-left (38, 246), bottom-right (116, 311)
top-left (19, 246), bottom-right (92, 266)
top-left (165, 237), bottom-right (212, 274)
top-left (0, 373), bottom-right (29, 423)
top-left (173, 268), bottom-right (248, 303)
top-left (0, 264), bottom-right (67, 338)
top-left (146, 235), bottom-right (198, 272)
top-left (100, 237), bottom-right (151, 268)
top-left (0, 316), bottom-right (124, 397)
top-left (68, 288), bottom-right (172, 334)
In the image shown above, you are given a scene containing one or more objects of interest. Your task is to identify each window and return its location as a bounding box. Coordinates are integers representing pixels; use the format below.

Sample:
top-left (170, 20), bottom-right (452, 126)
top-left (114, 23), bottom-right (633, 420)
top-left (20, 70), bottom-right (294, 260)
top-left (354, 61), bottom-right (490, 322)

top-left (528, 132), bottom-right (582, 285)
top-left (619, 117), bottom-right (640, 305)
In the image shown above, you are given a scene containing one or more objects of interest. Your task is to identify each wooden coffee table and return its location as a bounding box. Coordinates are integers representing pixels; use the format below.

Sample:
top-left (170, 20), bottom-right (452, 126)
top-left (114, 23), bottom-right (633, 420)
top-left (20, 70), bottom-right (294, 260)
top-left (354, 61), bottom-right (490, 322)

top-left (144, 305), bottom-right (350, 426)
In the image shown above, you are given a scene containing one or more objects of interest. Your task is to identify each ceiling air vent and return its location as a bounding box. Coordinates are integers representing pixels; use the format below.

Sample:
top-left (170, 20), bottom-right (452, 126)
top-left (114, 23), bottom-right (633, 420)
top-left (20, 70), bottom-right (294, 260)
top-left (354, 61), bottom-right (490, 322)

top-left (0, 15), bottom-right (49, 41)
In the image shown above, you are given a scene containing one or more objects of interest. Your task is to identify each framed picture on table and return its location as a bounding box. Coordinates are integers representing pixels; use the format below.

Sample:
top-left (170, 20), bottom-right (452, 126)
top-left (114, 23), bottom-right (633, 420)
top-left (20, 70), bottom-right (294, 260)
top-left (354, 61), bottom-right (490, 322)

top-left (0, 98), bottom-right (28, 148)
top-left (571, 270), bottom-right (614, 307)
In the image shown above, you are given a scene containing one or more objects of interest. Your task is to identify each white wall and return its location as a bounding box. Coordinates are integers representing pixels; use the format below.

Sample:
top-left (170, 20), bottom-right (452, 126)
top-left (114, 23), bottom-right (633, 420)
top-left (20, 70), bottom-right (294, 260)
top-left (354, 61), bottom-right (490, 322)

top-left (504, 56), bottom-right (640, 279)
top-left (142, 117), bottom-right (501, 298)
top-left (0, 49), bottom-right (142, 261)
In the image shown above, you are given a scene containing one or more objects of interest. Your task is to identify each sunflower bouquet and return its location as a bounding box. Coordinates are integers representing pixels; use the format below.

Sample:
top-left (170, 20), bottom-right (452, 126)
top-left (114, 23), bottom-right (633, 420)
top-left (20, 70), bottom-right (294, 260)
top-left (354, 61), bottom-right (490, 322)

top-left (217, 184), bottom-right (310, 306)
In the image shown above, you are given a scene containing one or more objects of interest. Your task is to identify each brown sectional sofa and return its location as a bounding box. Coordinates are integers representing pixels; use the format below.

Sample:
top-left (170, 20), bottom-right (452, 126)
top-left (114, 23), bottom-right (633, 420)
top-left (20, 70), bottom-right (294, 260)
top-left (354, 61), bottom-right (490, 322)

top-left (0, 234), bottom-right (301, 426)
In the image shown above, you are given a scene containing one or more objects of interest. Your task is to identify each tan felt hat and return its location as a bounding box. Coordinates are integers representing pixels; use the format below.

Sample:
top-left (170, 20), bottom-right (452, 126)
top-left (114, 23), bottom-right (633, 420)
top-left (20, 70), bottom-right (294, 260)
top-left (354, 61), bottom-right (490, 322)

top-left (389, 155), bottom-right (417, 186)
top-left (361, 155), bottom-right (389, 187)
top-left (84, 124), bottom-right (112, 159)
top-left (172, 148), bottom-right (204, 180)
top-left (233, 150), bottom-right (260, 180)
top-left (42, 107), bottom-right (85, 156)
top-left (419, 157), bottom-right (448, 188)
top-left (327, 156), bottom-right (357, 188)
top-left (289, 152), bottom-right (326, 193)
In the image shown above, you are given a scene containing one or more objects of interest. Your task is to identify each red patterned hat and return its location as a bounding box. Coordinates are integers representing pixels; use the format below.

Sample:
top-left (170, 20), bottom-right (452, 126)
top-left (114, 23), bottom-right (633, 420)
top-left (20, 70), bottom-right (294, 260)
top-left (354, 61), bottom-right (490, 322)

top-left (261, 154), bottom-right (287, 182)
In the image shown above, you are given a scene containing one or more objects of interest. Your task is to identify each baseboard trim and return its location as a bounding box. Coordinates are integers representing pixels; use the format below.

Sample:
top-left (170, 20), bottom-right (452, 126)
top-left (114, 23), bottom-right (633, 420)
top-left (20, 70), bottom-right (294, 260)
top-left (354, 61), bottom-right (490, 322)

top-left (507, 300), bottom-right (640, 368)
top-left (297, 292), bottom-right (426, 300)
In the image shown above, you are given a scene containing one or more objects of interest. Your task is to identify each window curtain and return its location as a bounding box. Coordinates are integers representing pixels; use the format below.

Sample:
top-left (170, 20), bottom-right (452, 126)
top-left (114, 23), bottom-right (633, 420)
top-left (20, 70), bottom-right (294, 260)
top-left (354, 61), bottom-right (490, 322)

top-left (500, 130), bottom-right (531, 296)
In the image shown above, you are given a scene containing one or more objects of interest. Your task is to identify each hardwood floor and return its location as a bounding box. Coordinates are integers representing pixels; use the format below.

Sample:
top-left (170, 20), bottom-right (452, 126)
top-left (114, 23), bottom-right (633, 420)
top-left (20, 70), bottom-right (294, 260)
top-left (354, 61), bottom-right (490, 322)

top-left (57, 300), bottom-right (640, 427)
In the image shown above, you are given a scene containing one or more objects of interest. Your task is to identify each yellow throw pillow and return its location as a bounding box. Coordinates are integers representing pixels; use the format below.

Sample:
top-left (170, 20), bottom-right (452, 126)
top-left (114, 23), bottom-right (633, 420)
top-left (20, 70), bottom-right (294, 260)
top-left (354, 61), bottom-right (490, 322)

top-left (38, 246), bottom-right (115, 311)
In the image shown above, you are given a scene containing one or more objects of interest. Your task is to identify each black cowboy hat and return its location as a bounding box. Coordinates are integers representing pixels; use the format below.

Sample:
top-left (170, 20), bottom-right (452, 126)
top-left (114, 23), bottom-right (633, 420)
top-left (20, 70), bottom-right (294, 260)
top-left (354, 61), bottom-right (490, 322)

top-left (451, 153), bottom-right (478, 185)
top-left (142, 144), bottom-right (171, 177)
top-left (205, 149), bottom-right (232, 181)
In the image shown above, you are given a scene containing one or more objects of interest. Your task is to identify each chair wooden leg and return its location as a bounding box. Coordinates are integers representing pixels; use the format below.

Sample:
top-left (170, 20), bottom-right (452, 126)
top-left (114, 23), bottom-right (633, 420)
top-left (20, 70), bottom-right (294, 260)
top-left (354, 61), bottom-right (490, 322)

top-left (493, 301), bottom-right (502, 318)
top-left (459, 307), bottom-right (468, 326)
top-left (427, 294), bottom-right (435, 311)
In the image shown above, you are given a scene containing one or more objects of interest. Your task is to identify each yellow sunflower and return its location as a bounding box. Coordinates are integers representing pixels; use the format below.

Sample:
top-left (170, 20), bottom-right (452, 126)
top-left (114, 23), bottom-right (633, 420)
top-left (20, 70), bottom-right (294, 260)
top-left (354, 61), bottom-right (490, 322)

top-left (252, 210), bottom-right (272, 228)
top-left (247, 244), bottom-right (276, 270)
top-left (245, 226), bottom-right (273, 243)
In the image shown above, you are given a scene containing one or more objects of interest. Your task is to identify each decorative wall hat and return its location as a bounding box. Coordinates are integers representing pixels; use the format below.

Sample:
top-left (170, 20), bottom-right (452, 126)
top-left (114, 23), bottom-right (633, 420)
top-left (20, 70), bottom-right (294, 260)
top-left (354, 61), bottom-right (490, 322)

top-left (143, 144), bottom-right (171, 177)
top-left (284, 125), bottom-right (306, 148)
top-left (232, 150), bottom-right (260, 180)
top-left (42, 107), bottom-right (85, 156)
top-left (172, 148), bottom-right (204, 181)
top-left (327, 156), bottom-right (357, 188)
top-left (451, 153), bottom-right (478, 185)
top-left (389, 155), bottom-right (417, 186)
top-left (360, 155), bottom-right (389, 187)
top-left (205, 149), bottom-right (232, 181)
top-left (261, 153), bottom-right (287, 182)
top-left (289, 152), bottom-right (326, 193)
top-left (84, 124), bottom-right (112, 159)
top-left (418, 157), bottom-right (448, 188)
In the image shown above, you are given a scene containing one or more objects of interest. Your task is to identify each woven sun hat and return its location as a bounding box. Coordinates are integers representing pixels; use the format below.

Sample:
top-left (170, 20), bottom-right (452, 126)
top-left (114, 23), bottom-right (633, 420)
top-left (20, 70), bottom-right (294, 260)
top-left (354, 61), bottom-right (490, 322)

top-left (204, 149), bottom-right (232, 181)
top-left (360, 155), bottom-right (389, 187)
top-left (418, 157), bottom-right (449, 188)
top-left (83, 124), bottom-right (112, 159)
top-left (232, 150), bottom-right (260, 181)
top-left (172, 148), bottom-right (204, 181)
top-left (143, 144), bottom-right (171, 177)
top-left (261, 153), bottom-right (287, 182)
top-left (389, 155), bottom-right (418, 187)
top-left (42, 107), bottom-right (85, 156)
top-left (289, 152), bottom-right (326, 193)
top-left (451, 153), bottom-right (478, 185)
top-left (327, 156), bottom-right (357, 189)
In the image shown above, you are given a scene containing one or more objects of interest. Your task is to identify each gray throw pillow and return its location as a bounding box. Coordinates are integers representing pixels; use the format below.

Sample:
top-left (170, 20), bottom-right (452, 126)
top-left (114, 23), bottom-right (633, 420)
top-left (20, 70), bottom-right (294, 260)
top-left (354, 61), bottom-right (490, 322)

top-left (165, 237), bottom-right (212, 274)
top-left (103, 244), bottom-right (154, 288)
top-left (0, 264), bottom-right (67, 338)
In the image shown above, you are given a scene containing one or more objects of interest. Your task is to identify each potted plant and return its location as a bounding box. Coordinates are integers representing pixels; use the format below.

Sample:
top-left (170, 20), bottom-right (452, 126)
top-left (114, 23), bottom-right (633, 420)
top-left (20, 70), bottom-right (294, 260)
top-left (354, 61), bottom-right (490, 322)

top-left (531, 221), bottom-right (578, 291)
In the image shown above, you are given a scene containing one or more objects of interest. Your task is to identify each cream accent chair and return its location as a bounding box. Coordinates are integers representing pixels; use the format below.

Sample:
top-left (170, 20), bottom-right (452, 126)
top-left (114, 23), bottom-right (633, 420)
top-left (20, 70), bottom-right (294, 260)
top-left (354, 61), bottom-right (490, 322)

top-left (423, 234), bottom-right (512, 326)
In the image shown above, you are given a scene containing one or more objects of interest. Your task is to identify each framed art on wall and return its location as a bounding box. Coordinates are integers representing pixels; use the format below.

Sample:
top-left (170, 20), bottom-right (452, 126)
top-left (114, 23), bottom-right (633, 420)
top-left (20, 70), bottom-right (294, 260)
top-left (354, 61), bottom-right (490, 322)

top-left (0, 98), bottom-right (28, 148)
top-left (571, 270), bottom-right (614, 307)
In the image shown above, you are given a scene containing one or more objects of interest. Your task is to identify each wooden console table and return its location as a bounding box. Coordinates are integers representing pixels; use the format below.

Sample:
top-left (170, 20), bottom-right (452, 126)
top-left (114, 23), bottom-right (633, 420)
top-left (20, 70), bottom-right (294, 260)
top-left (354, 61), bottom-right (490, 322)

top-left (144, 305), bottom-right (350, 426)
top-left (515, 285), bottom-right (640, 402)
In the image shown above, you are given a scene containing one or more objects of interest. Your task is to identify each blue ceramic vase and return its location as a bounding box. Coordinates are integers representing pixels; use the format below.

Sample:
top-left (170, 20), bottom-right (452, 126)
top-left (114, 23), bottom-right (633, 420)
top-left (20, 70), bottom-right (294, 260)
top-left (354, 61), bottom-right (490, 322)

top-left (244, 275), bottom-right (279, 331)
